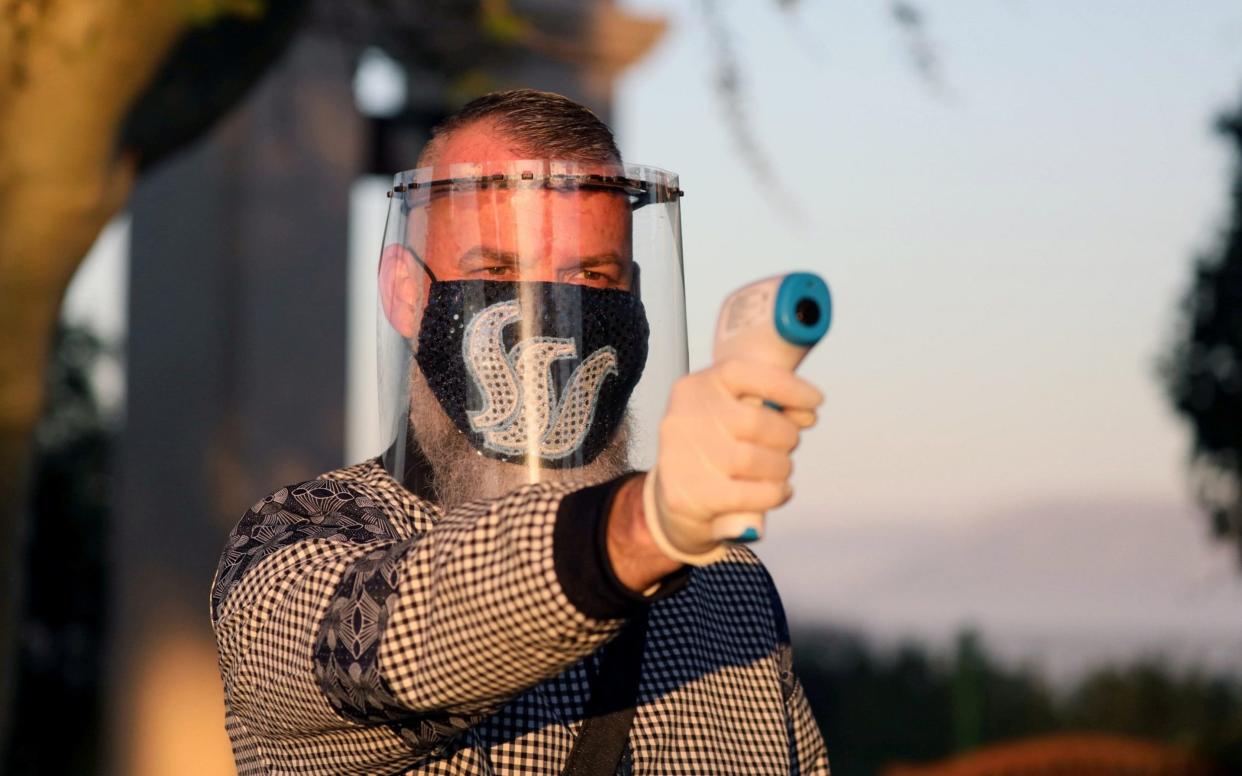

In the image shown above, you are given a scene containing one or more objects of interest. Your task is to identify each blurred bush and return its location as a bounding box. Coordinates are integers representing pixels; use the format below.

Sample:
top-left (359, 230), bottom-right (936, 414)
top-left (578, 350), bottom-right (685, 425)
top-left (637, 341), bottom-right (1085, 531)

top-left (4, 326), bottom-right (114, 774)
top-left (1162, 90), bottom-right (1242, 567)
top-left (793, 626), bottom-right (1242, 776)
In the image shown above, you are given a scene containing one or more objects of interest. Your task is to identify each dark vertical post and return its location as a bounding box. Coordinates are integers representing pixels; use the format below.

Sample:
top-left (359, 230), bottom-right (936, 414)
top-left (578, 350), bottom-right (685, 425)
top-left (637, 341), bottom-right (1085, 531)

top-left (114, 30), bottom-right (361, 772)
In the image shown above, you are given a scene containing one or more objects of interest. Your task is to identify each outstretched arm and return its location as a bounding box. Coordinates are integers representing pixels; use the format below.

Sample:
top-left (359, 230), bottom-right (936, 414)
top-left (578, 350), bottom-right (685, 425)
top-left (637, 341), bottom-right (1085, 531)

top-left (212, 471), bottom-right (685, 770)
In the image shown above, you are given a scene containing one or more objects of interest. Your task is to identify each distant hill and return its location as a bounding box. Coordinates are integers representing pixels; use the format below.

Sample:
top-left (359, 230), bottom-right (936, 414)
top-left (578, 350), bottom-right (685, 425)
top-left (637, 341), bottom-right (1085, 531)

top-left (757, 499), bottom-right (1242, 681)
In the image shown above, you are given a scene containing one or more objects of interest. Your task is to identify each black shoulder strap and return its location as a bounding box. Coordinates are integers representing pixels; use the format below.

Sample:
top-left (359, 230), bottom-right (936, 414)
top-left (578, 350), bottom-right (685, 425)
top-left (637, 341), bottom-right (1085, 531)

top-left (561, 610), bottom-right (648, 776)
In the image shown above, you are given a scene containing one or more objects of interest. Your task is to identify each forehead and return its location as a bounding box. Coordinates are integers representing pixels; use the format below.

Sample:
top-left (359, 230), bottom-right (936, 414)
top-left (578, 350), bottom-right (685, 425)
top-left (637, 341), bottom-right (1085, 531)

top-left (413, 186), bottom-right (631, 259)
top-left (411, 122), bottom-right (631, 255)
top-left (423, 119), bottom-right (527, 171)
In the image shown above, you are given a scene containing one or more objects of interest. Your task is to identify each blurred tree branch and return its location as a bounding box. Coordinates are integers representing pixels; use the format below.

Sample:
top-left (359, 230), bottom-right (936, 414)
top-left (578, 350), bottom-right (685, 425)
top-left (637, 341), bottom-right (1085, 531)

top-left (891, 1), bottom-right (947, 95)
top-left (699, 0), bottom-right (804, 223)
top-left (1161, 93), bottom-right (1242, 568)
top-left (698, 0), bottom-right (941, 225)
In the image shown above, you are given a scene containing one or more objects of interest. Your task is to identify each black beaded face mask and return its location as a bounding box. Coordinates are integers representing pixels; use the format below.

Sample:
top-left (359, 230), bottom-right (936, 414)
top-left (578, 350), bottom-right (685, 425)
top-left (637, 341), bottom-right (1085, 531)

top-left (414, 280), bottom-right (649, 467)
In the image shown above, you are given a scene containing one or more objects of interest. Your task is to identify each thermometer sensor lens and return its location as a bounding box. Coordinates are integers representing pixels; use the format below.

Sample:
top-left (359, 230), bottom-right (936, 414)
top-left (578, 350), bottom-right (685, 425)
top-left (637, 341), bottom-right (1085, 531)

top-left (795, 298), bottom-right (820, 327)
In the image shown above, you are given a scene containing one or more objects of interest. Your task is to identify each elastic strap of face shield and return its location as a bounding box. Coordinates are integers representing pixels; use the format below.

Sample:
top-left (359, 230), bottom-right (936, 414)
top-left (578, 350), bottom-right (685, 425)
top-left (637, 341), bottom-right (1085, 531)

top-left (406, 246), bottom-right (438, 283)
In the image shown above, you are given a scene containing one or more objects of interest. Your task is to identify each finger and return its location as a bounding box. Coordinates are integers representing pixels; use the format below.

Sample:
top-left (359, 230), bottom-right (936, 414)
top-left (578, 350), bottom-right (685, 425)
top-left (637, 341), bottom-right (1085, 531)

top-left (722, 401), bottom-right (801, 452)
top-left (714, 478), bottom-right (793, 513)
top-left (714, 359), bottom-right (823, 410)
top-left (722, 440), bottom-right (793, 481)
top-left (784, 407), bottom-right (817, 429)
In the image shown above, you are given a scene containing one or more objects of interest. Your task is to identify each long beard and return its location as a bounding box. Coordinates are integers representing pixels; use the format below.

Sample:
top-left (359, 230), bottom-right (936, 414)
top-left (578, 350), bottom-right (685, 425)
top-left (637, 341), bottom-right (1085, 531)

top-left (407, 363), bottom-right (632, 511)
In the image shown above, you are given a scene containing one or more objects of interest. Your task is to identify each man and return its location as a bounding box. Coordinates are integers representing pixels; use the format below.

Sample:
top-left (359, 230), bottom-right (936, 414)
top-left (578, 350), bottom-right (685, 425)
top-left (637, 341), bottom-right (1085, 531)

top-left (212, 89), bottom-right (829, 774)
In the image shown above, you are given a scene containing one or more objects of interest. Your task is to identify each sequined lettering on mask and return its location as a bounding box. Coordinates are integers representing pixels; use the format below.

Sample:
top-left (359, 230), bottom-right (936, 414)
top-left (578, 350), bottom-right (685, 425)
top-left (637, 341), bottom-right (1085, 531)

top-left (415, 281), bottom-right (649, 467)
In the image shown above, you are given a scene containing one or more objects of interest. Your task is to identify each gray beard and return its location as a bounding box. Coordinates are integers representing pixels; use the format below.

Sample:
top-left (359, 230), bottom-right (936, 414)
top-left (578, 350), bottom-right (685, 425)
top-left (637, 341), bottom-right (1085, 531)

top-left (407, 364), bottom-right (632, 511)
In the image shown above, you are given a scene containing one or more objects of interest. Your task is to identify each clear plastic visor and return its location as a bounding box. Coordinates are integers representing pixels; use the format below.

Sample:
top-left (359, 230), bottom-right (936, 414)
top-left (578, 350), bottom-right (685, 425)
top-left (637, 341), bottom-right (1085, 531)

top-left (377, 160), bottom-right (688, 508)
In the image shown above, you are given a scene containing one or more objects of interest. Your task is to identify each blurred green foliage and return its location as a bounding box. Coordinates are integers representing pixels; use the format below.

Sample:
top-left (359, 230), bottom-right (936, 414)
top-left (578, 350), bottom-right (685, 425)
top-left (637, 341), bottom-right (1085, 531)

top-left (5, 326), bottom-right (114, 775)
top-left (1162, 91), bottom-right (1242, 566)
top-left (794, 626), bottom-right (1242, 776)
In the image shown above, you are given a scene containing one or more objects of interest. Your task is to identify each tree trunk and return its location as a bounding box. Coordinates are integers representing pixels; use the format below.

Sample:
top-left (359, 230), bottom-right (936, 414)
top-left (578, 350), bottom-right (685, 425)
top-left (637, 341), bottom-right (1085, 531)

top-left (0, 0), bottom-right (187, 756)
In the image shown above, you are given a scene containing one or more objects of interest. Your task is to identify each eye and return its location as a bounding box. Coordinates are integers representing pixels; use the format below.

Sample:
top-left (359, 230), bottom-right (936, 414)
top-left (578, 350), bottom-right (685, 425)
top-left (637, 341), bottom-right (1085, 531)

top-left (566, 268), bottom-right (619, 288)
top-left (580, 263), bottom-right (636, 290)
top-left (470, 265), bottom-right (518, 278)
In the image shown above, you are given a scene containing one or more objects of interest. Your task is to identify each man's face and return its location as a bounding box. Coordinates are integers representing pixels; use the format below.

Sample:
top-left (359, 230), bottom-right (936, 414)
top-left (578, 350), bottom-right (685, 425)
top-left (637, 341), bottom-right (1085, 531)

top-left (389, 120), bottom-right (640, 507)
top-left (410, 119), bottom-right (634, 293)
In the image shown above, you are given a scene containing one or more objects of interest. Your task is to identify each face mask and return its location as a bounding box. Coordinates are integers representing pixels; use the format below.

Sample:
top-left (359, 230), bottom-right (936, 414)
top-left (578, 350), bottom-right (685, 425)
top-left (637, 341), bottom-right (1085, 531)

top-left (414, 280), bottom-right (649, 467)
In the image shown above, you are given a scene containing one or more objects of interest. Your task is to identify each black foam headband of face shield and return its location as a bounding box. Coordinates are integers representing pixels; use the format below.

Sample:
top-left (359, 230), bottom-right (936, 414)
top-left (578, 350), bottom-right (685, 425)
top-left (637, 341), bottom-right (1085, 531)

top-left (392, 173), bottom-right (679, 216)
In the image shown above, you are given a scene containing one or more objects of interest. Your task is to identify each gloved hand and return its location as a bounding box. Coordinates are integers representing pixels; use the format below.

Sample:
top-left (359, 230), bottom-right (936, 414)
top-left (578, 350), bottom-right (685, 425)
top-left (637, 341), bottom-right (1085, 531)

top-left (643, 358), bottom-right (823, 566)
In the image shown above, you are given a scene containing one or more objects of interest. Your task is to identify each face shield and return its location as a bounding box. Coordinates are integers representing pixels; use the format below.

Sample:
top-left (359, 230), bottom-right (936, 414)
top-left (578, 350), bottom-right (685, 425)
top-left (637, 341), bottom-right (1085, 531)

top-left (376, 159), bottom-right (688, 507)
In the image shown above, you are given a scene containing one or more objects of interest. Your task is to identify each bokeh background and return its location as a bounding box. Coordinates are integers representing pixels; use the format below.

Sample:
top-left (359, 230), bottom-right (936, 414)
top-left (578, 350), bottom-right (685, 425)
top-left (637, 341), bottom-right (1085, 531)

top-left (3, 1), bottom-right (1242, 774)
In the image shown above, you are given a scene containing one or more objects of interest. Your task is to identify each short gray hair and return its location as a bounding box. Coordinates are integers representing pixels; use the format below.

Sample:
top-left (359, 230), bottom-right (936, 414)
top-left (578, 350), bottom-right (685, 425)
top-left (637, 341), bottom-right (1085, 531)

top-left (419, 89), bottom-right (621, 165)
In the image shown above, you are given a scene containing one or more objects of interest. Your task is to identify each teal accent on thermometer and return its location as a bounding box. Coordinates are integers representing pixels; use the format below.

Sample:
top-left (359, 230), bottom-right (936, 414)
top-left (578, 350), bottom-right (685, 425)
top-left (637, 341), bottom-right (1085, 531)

top-left (773, 272), bottom-right (832, 347)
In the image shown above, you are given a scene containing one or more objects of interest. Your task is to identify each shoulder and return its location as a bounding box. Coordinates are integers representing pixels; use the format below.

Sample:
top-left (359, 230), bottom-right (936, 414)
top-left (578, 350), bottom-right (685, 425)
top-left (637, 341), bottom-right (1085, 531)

top-left (210, 469), bottom-right (402, 623)
top-left (320, 457), bottom-right (440, 531)
top-left (696, 544), bottom-right (779, 589)
top-left (683, 545), bottom-right (792, 641)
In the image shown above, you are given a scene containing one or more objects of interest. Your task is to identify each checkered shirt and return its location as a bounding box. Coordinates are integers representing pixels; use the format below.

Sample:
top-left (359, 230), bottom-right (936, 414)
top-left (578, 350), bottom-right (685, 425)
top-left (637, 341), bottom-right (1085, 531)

top-left (211, 458), bottom-right (829, 774)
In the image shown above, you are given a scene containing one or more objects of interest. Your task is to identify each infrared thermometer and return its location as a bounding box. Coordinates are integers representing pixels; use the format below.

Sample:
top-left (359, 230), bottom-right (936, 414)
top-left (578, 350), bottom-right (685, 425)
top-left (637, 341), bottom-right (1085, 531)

top-left (711, 272), bottom-right (832, 543)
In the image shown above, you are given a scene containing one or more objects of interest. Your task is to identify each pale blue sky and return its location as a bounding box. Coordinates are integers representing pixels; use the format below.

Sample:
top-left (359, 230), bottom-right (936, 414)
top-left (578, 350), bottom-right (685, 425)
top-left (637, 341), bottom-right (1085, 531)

top-left (616, 0), bottom-right (1242, 528)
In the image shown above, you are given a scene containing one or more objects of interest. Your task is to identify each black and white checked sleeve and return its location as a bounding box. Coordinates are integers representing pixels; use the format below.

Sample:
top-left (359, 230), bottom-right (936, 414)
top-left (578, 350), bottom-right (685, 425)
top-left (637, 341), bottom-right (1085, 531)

top-left (370, 477), bottom-right (658, 716)
top-left (211, 469), bottom-right (681, 766)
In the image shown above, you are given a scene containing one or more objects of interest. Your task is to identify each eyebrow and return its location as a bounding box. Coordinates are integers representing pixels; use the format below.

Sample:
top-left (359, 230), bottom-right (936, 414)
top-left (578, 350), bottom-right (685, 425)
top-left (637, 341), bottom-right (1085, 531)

top-left (458, 245), bottom-right (521, 266)
top-left (457, 246), bottom-right (630, 268)
top-left (578, 252), bottom-right (629, 268)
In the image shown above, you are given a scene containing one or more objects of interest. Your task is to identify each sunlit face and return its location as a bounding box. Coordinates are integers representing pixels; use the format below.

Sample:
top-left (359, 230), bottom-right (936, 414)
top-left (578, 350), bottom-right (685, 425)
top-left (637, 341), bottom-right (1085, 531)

top-left (380, 120), bottom-right (634, 338)
top-left (416, 119), bottom-right (632, 287)
top-left (415, 183), bottom-right (634, 291)
top-left (383, 121), bottom-right (639, 504)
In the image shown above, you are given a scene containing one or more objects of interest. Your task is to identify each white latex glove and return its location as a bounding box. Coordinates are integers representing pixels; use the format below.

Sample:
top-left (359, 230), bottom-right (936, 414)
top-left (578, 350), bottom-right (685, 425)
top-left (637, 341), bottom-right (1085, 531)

top-left (643, 358), bottom-right (823, 566)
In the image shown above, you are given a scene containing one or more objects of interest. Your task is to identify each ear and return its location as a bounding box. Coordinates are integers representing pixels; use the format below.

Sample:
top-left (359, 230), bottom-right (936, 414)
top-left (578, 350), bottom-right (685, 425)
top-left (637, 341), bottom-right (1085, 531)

top-left (378, 244), bottom-right (426, 339)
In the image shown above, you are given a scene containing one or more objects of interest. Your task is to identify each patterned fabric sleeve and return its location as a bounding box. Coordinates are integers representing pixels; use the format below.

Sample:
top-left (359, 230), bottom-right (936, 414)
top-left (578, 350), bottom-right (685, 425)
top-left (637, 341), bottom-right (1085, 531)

top-left (372, 480), bottom-right (636, 716)
top-left (211, 472), bottom-right (654, 766)
top-left (212, 480), bottom-right (428, 771)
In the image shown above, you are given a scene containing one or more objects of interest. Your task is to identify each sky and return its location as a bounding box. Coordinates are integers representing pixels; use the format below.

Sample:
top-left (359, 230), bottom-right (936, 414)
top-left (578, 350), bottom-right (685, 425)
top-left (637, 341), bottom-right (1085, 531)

top-left (615, 0), bottom-right (1242, 528)
top-left (611, 0), bottom-right (1242, 668)
top-left (62, 0), bottom-right (1242, 671)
